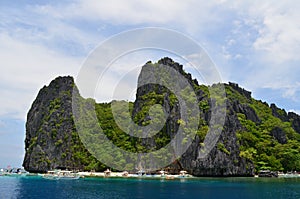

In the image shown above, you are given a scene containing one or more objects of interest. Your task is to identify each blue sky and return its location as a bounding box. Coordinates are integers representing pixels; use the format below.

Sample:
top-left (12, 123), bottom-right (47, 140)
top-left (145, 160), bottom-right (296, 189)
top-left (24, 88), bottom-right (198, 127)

top-left (0, 0), bottom-right (299, 168)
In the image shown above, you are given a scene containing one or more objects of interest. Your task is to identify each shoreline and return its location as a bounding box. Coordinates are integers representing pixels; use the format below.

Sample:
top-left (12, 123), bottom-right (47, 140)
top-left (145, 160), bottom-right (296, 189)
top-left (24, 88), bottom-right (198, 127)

top-left (72, 171), bottom-right (300, 179)
top-left (78, 171), bottom-right (194, 179)
top-left (2, 169), bottom-right (300, 179)
top-left (1, 172), bottom-right (300, 180)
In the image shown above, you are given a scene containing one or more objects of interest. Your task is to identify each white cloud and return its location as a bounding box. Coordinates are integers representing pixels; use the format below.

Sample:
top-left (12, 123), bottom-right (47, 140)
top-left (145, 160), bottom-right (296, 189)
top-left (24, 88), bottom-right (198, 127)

top-left (207, 1), bottom-right (300, 103)
top-left (32, 0), bottom-right (231, 35)
top-left (0, 120), bottom-right (7, 135)
top-left (63, 0), bottom-right (195, 24)
top-left (0, 5), bottom-right (102, 56)
top-left (281, 83), bottom-right (300, 102)
top-left (0, 33), bottom-right (82, 119)
top-left (251, 1), bottom-right (300, 64)
top-left (227, 1), bottom-right (300, 64)
top-left (1, 0), bottom-right (299, 114)
top-left (0, 0), bottom-right (300, 167)
top-left (93, 49), bottom-right (185, 102)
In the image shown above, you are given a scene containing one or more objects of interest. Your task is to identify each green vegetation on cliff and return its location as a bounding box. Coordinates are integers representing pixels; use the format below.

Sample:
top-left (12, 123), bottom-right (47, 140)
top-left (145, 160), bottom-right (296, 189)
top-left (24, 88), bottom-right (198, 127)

top-left (226, 84), bottom-right (300, 172)
top-left (24, 58), bottom-right (300, 175)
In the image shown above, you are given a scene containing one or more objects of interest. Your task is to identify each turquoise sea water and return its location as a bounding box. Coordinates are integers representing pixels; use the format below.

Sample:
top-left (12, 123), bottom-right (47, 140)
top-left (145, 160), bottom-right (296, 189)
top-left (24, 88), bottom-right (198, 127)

top-left (1, 176), bottom-right (300, 199)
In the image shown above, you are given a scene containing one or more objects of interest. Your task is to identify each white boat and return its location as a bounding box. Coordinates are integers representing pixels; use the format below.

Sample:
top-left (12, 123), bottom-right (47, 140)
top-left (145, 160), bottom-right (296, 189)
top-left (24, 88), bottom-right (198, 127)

top-left (42, 170), bottom-right (60, 180)
top-left (278, 172), bottom-right (300, 178)
top-left (0, 168), bottom-right (29, 177)
top-left (58, 170), bottom-right (81, 180)
top-left (43, 170), bottom-right (80, 180)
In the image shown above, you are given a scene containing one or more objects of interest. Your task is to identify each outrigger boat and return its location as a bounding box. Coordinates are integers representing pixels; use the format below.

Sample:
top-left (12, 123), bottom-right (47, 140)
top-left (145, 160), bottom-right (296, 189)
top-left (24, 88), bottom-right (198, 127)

top-left (0, 168), bottom-right (29, 177)
top-left (43, 170), bottom-right (80, 180)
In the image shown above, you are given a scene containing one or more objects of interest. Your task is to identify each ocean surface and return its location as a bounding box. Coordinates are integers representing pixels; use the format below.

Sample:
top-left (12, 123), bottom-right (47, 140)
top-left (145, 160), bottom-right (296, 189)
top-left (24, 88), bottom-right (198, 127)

top-left (1, 176), bottom-right (300, 199)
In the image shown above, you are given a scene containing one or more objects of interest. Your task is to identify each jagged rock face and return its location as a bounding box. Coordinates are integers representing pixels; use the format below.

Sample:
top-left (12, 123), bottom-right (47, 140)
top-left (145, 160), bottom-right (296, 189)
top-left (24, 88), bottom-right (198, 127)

top-left (23, 57), bottom-right (300, 175)
top-left (270, 103), bottom-right (289, 122)
top-left (270, 127), bottom-right (287, 144)
top-left (270, 104), bottom-right (300, 134)
top-left (132, 57), bottom-right (254, 176)
top-left (132, 58), bottom-right (196, 149)
top-left (288, 112), bottom-right (300, 134)
top-left (232, 100), bottom-right (260, 124)
top-left (228, 82), bottom-right (252, 99)
top-left (23, 76), bottom-right (90, 173)
top-left (179, 101), bottom-right (254, 176)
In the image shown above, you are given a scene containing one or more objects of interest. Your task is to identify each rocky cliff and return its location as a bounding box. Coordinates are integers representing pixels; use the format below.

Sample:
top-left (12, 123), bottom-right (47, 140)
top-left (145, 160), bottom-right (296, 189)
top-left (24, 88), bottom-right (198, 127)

top-left (23, 58), bottom-right (300, 175)
top-left (23, 76), bottom-right (102, 173)
top-left (132, 58), bottom-right (254, 176)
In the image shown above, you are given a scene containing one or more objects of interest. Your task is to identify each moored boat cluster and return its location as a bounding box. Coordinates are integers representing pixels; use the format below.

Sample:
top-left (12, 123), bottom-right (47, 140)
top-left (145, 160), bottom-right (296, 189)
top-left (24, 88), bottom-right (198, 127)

top-left (78, 169), bottom-right (192, 180)
top-left (0, 167), bottom-right (29, 177)
top-left (256, 170), bottom-right (300, 178)
top-left (2, 167), bottom-right (300, 179)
